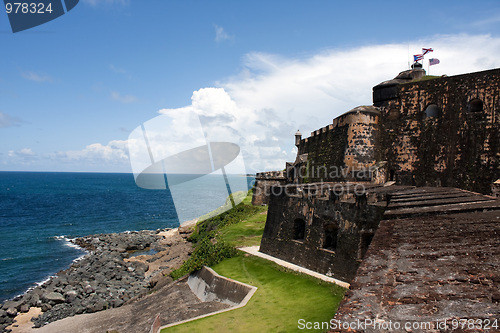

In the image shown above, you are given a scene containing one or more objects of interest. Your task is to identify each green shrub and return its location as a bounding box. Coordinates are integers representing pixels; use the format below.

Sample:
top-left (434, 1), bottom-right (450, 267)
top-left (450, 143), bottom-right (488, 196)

top-left (189, 203), bottom-right (262, 244)
top-left (171, 201), bottom-right (260, 280)
top-left (170, 238), bottom-right (237, 280)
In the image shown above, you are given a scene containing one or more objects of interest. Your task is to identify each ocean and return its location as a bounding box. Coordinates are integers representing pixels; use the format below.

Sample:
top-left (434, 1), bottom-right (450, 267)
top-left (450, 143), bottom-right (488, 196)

top-left (0, 171), bottom-right (254, 303)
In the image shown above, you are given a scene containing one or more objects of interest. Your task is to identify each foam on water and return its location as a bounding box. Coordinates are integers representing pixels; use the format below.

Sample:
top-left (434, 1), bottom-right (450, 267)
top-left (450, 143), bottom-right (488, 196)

top-left (0, 171), bottom-right (254, 303)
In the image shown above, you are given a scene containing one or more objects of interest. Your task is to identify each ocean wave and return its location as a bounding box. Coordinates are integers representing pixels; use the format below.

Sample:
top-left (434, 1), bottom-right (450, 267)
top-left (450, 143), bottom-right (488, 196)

top-left (53, 235), bottom-right (87, 252)
top-left (11, 239), bottom-right (89, 301)
top-left (35, 275), bottom-right (55, 288)
top-left (9, 274), bottom-right (57, 301)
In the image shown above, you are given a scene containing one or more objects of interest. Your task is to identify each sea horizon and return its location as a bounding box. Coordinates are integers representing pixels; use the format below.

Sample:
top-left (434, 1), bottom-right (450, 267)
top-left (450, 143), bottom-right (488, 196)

top-left (0, 171), bottom-right (254, 303)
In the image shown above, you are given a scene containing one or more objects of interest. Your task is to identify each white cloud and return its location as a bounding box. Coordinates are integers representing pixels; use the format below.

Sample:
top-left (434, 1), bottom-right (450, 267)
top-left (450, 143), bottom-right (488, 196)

top-left (155, 34), bottom-right (500, 173)
top-left (9, 34), bottom-right (498, 173)
top-left (157, 87), bottom-right (297, 173)
top-left (0, 112), bottom-right (22, 128)
top-left (21, 71), bottom-right (52, 82)
top-left (214, 25), bottom-right (232, 43)
top-left (8, 148), bottom-right (36, 157)
top-left (7, 148), bottom-right (37, 166)
top-left (2, 140), bottom-right (131, 171)
top-left (51, 140), bottom-right (129, 165)
top-left (111, 91), bottom-right (137, 103)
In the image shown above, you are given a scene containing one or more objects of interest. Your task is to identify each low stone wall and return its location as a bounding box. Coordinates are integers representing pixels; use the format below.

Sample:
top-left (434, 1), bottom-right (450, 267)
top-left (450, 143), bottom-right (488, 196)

top-left (157, 266), bottom-right (257, 331)
top-left (187, 266), bottom-right (255, 306)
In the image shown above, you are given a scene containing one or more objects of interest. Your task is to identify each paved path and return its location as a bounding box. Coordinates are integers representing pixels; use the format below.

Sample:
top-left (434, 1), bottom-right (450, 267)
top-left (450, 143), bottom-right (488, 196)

top-left (239, 246), bottom-right (350, 289)
top-left (332, 187), bottom-right (500, 332)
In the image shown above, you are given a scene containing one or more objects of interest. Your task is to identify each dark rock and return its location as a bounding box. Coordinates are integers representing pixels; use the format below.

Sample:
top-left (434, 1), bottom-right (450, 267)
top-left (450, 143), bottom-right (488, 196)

top-left (83, 285), bottom-right (95, 294)
top-left (42, 292), bottom-right (65, 304)
top-left (64, 290), bottom-right (78, 303)
top-left (23, 229), bottom-right (190, 329)
top-left (25, 293), bottom-right (40, 307)
top-left (88, 300), bottom-right (107, 312)
top-left (20, 304), bottom-right (29, 313)
top-left (41, 303), bottom-right (52, 312)
top-left (2, 300), bottom-right (22, 311)
top-left (6, 307), bottom-right (17, 317)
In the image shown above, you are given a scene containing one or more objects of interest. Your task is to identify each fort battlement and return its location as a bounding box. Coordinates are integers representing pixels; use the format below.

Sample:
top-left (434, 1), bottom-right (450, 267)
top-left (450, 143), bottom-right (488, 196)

top-left (251, 171), bottom-right (287, 206)
top-left (254, 171), bottom-right (285, 180)
top-left (254, 67), bottom-right (500, 332)
top-left (288, 106), bottom-right (380, 184)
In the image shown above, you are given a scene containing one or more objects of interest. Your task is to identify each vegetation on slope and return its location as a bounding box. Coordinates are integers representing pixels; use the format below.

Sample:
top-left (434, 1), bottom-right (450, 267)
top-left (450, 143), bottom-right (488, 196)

top-left (170, 191), bottom-right (266, 280)
top-left (167, 190), bottom-right (346, 332)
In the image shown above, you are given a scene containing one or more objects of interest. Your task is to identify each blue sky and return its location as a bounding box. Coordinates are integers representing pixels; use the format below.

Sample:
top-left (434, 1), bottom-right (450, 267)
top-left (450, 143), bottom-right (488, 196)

top-left (1, 0), bottom-right (500, 173)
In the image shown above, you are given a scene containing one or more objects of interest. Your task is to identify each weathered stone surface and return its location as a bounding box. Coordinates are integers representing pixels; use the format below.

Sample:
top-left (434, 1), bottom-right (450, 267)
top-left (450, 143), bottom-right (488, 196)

top-left (5, 307), bottom-right (17, 317)
top-left (0, 228), bottom-right (193, 329)
top-left (64, 290), bottom-right (78, 303)
top-left (289, 106), bottom-right (380, 185)
top-left (1, 300), bottom-right (22, 311)
top-left (331, 187), bottom-right (500, 333)
top-left (260, 183), bottom-right (401, 282)
top-left (42, 292), bottom-right (65, 304)
top-left (377, 68), bottom-right (500, 195)
top-left (252, 171), bottom-right (287, 206)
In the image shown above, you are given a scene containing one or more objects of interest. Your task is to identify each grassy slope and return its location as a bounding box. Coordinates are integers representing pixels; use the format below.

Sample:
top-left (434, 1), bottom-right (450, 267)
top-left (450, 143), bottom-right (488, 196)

top-left (162, 192), bottom-right (346, 333)
top-left (220, 208), bottom-right (267, 247)
top-left (164, 255), bottom-right (345, 333)
top-left (223, 188), bottom-right (268, 248)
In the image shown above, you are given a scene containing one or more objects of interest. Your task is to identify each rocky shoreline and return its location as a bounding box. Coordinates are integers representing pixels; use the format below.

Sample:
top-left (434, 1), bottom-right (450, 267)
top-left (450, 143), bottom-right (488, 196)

top-left (0, 224), bottom-right (194, 333)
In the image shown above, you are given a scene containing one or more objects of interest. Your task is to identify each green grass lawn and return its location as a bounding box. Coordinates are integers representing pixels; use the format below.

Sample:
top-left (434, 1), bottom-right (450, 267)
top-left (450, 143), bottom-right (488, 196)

top-left (163, 191), bottom-right (346, 332)
top-left (162, 254), bottom-right (345, 333)
top-left (220, 209), bottom-right (267, 247)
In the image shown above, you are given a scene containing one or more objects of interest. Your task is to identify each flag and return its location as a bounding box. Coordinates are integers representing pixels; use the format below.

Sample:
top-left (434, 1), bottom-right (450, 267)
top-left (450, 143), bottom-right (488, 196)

top-left (429, 58), bottom-right (440, 66)
top-left (413, 54), bottom-right (424, 62)
top-left (422, 48), bottom-right (434, 55)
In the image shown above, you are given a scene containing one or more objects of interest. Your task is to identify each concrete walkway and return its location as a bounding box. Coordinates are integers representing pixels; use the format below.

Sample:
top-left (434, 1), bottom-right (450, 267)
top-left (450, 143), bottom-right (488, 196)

top-left (239, 246), bottom-right (350, 289)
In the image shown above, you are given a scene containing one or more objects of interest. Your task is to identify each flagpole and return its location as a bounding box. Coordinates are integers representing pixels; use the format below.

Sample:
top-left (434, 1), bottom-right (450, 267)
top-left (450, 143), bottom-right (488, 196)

top-left (408, 42), bottom-right (410, 69)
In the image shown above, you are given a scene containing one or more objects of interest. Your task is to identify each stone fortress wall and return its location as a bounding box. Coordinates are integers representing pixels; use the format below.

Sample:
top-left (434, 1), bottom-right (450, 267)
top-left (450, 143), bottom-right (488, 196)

top-left (289, 106), bottom-right (380, 184)
top-left (376, 68), bottom-right (500, 194)
top-left (251, 171), bottom-right (287, 206)
top-left (254, 66), bottom-right (500, 286)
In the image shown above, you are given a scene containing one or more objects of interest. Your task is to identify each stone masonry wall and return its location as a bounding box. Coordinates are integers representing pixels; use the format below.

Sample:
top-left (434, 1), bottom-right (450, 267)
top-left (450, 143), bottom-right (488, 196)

top-left (251, 171), bottom-right (287, 206)
top-left (260, 184), bottom-right (386, 282)
top-left (295, 106), bottom-right (380, 183)
top-left (378, 68), bottom-right (500, 194)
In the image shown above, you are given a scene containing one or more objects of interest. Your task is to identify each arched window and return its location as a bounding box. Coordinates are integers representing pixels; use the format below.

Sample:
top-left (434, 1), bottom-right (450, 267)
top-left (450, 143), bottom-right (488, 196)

top-left (293, 218), bottom-right (306, 241)
top-left (425, 104), bottom-right (442, 118)
top-left (323, 225), bottom-right (337, 251)
top-left (468, 98), bottom-right (483, 113)
top-left (289, 167), bottom-right (296, 182)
